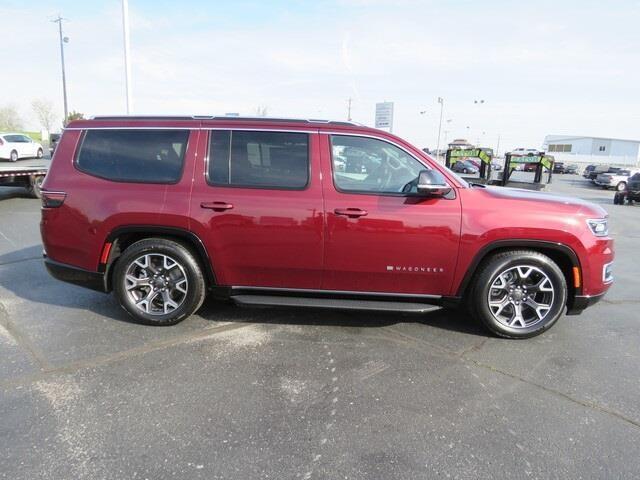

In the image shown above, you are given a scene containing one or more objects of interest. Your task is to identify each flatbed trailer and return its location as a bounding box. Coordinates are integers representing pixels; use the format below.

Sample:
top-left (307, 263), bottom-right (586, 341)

top-left (0, 163), bottom-right (48, 198)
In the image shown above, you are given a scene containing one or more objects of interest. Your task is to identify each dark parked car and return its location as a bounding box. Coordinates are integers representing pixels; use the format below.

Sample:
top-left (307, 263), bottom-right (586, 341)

top-left (451, 160), bottom-right (479, 174)
top-left (587, 165), bottom-right (613, 182)
top-left (41, 115), bottom-right (613, 338)
top-left (565, 164), bottom-right (579, 175)
top-left (553, 162), bottom-right (565, 174)
top-left (614, 172), bottom-right (640, 205)
top-left (49, 133), bottom-right (61, 157)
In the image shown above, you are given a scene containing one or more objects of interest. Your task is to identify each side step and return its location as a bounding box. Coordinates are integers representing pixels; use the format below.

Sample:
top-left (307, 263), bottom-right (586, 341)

top-left (231, 295), bottom-right (441, 313)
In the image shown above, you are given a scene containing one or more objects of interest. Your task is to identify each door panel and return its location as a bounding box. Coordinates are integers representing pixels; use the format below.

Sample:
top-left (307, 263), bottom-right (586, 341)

top-left (20, 136), bottom-right (33, 156)
top-left (189, 128), bottom-right (324, 288)
top-left (320, 133), bottom-right (461, 295)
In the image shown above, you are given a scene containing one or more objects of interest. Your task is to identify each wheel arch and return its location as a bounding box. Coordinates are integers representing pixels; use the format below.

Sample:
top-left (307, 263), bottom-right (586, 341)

top-left (100, 226), bottom-right (216, 292)
top-left (456, 240), bottom-right (582, 307)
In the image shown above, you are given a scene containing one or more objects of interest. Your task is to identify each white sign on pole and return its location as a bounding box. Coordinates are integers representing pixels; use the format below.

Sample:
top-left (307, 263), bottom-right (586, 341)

top-left (375, 102), bottom-right (394, 131)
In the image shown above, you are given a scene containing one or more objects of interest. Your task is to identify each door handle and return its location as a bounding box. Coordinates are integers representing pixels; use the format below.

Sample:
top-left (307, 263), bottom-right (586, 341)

top-left (201, 201), bottom-right (234, 211)
top-left (334, 208), bottom-right (368, 218)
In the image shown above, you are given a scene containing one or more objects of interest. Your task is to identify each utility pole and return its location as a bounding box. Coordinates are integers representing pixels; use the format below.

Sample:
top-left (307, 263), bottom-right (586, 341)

top-left (122, 0), bottom-right (133, 113)
top-left (347, 97), bottom-right (352, 121)
top-left (52, 15), bottom-right (69, 123)
top-left (436, 97), bottom-right (444, 160)
top-left (496, 134), bottom-right (501, 157)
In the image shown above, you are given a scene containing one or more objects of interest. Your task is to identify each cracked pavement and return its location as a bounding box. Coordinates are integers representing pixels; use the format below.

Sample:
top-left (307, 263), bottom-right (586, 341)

top-left (0, 176), bottom-right (639, 479)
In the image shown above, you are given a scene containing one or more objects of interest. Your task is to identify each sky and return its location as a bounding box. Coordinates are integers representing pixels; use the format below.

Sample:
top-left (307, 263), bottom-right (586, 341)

top-left (1, 0), bottom-right (639, 152)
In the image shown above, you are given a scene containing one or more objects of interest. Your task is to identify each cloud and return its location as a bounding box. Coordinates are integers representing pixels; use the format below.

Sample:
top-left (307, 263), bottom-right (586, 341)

top-left (0, 1), bottom-right (638, 150)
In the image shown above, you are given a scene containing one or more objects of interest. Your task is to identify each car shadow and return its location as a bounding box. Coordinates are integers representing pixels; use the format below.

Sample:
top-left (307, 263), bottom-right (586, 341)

top-left (0, 245), bottom-right (489, 337)
top-left (0, 187), bottom-right (33, 201)
top-left (198, 297), bottom-right (488, 337)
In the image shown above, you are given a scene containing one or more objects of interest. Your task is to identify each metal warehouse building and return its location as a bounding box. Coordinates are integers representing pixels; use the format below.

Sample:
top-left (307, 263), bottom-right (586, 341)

top-left (542, 135), bottom-right (640, 166)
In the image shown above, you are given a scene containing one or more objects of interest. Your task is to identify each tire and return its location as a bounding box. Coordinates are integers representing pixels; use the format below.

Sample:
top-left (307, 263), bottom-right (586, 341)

top-left (36, 148), bottom-right (43, 159)
top-left (9, 150), bottom-right (18, 162)
top-left (468, 250), bottom-right (567, 339)
top-left (616, 182), bottom-right (626, 192)
top-left (113, 238), bottom-right (207, 325)
top-left (614, 192), bottom-right (622, 205)
top-left (28, 175), bottom-right (45, 199)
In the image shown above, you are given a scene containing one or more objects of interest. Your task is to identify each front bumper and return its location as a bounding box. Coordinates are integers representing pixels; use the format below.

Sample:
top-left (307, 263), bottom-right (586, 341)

top-left (44, 255), bottom-right (107, 292)
top-left (566, 292), bottom-right (606, 315)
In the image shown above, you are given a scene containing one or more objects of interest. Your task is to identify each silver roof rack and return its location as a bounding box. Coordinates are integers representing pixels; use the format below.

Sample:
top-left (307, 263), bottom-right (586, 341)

top-left (89, 115), bottom-right (362, 127)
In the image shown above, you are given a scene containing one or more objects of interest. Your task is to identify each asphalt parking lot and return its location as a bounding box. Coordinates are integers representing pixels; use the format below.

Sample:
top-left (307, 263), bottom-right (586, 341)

top-left (0, 174), bottom-right (638, 479)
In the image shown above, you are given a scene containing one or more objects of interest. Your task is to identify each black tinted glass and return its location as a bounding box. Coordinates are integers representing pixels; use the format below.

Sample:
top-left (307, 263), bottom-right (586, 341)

top-left (208, 131), bottom-right (309, 189)
top-left (77, 129), bottom-right (189, 183)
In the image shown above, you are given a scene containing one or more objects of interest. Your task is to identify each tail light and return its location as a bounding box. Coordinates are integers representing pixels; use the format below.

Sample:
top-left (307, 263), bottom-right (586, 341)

top-left (41, 190), bottom-right (67, 208)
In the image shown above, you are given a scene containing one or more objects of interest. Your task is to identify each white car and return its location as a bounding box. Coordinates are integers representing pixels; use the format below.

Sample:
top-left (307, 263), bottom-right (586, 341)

top-left (0, 133), bottom-right (44, 162)
top-left (510, 148), bottom-right (540, 156)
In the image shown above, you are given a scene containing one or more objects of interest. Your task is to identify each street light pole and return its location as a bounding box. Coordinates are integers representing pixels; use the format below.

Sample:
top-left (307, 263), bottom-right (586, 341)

top-left (436, 97), bottom-right (444, 160)
top-left (122, 0), bottom-right (133, 114)
top-left (52, 15), bottom-right (68, 122)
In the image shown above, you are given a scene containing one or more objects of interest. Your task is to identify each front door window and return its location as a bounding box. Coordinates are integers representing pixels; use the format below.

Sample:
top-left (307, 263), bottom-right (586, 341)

top-left (330, 135), bottom-right (426, 195)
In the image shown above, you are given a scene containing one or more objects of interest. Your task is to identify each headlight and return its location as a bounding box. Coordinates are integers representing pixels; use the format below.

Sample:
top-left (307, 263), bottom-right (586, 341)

top-left (587, 218), bottom-right (609, 237)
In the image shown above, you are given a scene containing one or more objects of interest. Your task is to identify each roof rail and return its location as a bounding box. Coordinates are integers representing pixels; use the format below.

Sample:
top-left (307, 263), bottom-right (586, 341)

top-left (90, 115), bottom-right (362, 126)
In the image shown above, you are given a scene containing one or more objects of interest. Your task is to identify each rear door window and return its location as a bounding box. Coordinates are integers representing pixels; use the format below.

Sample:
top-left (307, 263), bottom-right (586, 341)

top-left (207, 130), bottom-right (309, 189)
top-left (76, 129), bottom-right (189, 183)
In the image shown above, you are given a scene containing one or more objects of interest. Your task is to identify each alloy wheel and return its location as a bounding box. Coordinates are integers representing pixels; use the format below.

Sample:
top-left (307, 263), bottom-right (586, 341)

top-left (487, 265), bottom-right (554, 328)
top-left (124, 253), bottom-right (188, 315)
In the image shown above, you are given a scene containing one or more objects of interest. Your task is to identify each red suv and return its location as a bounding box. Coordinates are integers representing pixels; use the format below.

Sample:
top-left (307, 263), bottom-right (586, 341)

top-left (40, 116), bottom-right (614, 338)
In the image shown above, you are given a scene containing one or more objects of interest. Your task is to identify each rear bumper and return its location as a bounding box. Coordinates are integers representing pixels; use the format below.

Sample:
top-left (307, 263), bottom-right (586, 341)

top-left (44, 255), bottom-right (107, 293)
top-left (566, 292), bottom-right (606, 315)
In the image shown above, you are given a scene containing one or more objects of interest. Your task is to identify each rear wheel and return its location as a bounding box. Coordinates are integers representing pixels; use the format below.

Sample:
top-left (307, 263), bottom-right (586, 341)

top-left (616, 181), bottom-right (627, 192)
top-left (113, 238), bottom-right (207, 325)
top-left (36, 148), bottom-right (43, 158)
top-left (28, 174), bottom-right (45, 199)
top-left (9, 150), bottom-right (18, 162)
top-left (469, 250), bottom-right (567, 339)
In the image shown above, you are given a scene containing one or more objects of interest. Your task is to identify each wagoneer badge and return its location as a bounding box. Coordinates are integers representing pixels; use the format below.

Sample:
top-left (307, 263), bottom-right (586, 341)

top-left (387, 266), bottom-right (444, 273)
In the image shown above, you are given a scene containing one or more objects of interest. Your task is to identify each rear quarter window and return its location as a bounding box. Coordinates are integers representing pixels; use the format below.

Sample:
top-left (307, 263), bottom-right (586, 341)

top-left (75, 129), bottom-right (190, 183)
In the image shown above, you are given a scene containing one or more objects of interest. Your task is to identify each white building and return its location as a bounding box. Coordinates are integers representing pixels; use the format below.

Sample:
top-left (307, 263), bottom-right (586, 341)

top-left (542, 135), bottom-right (639, 166)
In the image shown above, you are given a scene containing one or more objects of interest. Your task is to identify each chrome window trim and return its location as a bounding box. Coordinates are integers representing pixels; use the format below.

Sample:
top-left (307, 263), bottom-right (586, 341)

top-left (65, 126), bottom-right (319, 133)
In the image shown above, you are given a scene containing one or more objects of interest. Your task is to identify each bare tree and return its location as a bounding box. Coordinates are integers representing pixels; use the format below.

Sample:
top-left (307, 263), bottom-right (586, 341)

top-left (254, 105), bottom-right (269, 117)
top-left (0, 105), bottom-right (23, 131)
top-left (32, 99), bottom-right (57, 133)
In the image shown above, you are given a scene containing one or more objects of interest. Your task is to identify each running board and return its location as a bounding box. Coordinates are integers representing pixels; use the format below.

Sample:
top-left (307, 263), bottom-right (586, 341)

top-left (231, 295), bottom-right (442, 313)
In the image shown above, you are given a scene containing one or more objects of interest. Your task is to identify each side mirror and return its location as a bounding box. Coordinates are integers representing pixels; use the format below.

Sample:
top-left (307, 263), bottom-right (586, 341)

top-left (417, 170), bottom-right (452, 197)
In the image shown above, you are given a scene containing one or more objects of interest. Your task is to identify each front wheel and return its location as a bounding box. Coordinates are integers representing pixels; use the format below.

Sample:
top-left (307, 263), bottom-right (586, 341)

top-left (9, 150), bottom-right (18, 162)
top-left (614, 192), bottom-right (623, 205)
top-left (113, 238), bottom-right (207, 325)
top-left (469, 250), bottom-right (567, 339)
